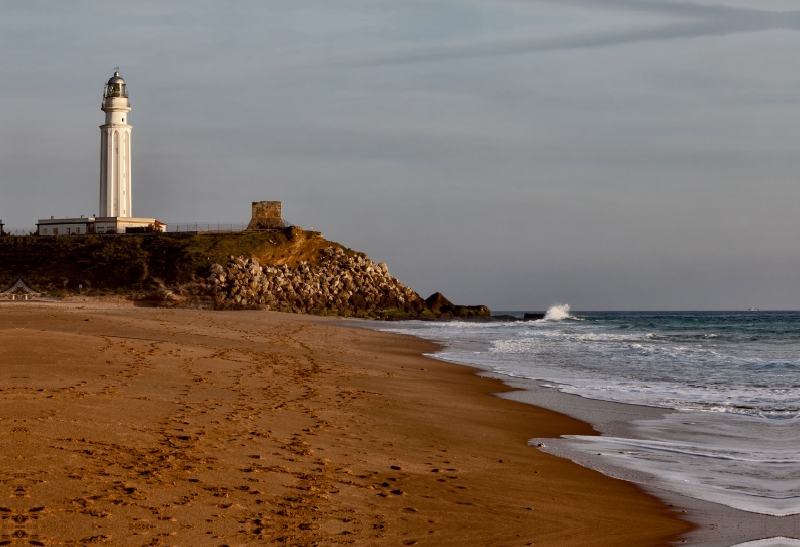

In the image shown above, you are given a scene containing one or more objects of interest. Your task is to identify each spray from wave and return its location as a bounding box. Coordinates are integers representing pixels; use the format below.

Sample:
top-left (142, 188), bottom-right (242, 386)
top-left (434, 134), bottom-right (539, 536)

top-left (544, 304), bottom-right (571, 321)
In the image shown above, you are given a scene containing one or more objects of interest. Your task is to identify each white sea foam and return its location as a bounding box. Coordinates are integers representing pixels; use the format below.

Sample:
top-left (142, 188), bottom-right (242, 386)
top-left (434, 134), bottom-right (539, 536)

top-left (731, 539), bottom-right (800, 547)
top-left (544, 303), bottom-right (571, 321)
top-left (539, 412), bottom-right (800, 516)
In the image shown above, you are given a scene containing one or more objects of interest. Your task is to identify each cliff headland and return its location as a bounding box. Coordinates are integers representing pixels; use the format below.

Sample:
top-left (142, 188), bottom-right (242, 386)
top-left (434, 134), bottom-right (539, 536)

top-left (0, 228), bottom-right (489, 320)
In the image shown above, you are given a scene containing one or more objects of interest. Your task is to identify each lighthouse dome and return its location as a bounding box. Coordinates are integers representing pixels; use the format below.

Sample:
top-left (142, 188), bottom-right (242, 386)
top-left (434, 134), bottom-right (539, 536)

top-left (104, 71), bottom-right (128, 98)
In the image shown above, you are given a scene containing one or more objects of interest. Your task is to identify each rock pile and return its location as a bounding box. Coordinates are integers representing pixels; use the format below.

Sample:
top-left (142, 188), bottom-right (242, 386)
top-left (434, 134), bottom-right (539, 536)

top-left (202, 247), bottom-right (426, 316)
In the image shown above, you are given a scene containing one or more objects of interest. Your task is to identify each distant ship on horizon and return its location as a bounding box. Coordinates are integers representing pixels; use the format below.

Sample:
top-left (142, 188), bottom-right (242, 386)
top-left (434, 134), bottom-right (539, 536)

top-left (747, 307), bottom-right (759, 312)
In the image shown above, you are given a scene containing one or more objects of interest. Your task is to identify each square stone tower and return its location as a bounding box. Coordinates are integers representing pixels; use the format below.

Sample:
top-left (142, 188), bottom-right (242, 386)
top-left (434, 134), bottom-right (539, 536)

top-left (247, 201), bottom-right (284, 230)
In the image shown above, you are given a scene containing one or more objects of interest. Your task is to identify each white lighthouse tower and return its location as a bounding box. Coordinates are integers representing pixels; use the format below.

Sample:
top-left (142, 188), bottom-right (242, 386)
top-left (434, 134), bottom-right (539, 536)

top-left (100, 70), bottom-right (132, 217)
top-left (35, 70), bottom-right (164, 236)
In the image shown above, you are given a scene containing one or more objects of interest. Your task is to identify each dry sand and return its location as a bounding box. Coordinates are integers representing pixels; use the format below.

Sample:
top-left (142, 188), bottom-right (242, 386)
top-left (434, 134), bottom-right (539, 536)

top-left (0, 301), bottom-right (692, 546)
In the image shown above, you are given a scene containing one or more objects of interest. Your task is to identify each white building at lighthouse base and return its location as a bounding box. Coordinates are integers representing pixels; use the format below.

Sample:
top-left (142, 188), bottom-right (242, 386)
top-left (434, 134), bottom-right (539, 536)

top-left (37, 216), bottom-right (165, 236)
top-left (94, 216), bottom-right (165, 234)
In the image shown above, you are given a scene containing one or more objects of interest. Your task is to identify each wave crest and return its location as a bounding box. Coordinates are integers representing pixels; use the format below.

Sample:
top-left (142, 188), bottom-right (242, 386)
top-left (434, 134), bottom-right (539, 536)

top-left (545, 303), bottom-right (571, 321)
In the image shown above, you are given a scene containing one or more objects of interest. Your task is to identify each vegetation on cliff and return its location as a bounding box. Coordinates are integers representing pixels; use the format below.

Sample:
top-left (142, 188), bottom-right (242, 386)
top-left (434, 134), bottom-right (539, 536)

top-left (0, 230), bottom-right (347, 294)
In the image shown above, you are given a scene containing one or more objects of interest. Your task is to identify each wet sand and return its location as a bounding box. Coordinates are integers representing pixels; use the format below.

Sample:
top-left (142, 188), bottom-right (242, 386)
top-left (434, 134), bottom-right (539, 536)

top-left (0, 300), bottom-right (691, 545)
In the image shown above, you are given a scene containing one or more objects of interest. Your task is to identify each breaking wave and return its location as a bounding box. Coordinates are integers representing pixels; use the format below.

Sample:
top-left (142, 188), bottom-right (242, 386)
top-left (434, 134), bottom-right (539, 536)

top-left (544, 303), bottom-right (571, 321)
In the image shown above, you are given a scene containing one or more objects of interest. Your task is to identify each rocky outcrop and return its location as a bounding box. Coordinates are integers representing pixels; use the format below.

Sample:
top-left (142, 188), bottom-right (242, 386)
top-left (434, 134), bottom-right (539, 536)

top-left (487, 313), bottom-right (545, 322)
top-left (493, 314), bottom-right (520, 322)
top-left (422, 291), bottom-right (491, 320)
top-left (0, 225), bottom-right (492, 319)
top-left (425, 292), bottom-right (453, 314)
top-left (181, 247), bottom-right (426, 317)
top-left (149, 244), bottom-right (493, 320)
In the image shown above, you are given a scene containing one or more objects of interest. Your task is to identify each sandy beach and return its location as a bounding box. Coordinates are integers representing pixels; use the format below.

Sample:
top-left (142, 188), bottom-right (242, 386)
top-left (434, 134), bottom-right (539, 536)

top-left (0, 300), bottom-right (691, 546)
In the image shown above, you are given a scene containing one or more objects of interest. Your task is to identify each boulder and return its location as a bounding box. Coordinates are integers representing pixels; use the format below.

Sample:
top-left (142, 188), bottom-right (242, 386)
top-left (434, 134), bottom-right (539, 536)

top-left (493, 314), bottom-right (520, 322)
top-left (425, 292), bottom-right (454, 314)
top-left (349, 292), bottom-right (368, 312)
top-left (523, 313), bottom-right (545, 321)
top-left (286, 226), bottom-right (304, 240)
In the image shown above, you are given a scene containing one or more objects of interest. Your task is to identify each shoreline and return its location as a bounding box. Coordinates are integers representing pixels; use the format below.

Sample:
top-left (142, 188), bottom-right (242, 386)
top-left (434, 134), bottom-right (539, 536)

top-left (489, 375), bottom-right (799, 546)
top-left (355, 318), bottom-right (800, 546)
top-left (1, 300), bottom-right (692, 545)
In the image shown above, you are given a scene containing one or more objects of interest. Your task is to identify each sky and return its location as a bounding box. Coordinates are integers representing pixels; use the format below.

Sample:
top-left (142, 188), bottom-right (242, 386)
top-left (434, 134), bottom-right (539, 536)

top-left (1, 0), bottom-right (799, 310)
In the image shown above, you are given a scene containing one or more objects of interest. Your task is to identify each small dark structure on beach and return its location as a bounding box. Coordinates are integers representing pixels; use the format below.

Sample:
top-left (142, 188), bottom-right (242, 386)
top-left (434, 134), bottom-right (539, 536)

top-left (0, 275), bottom-right (43, 299)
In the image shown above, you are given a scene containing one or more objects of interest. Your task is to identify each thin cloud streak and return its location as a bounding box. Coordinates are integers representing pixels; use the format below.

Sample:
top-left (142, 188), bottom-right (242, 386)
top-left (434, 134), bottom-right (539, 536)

top-left (552, 0), bottom-right (799, 18)
top-left (336, 0), bottom-right (800, 67)
top-left (337, 23), bottom-right (726, 67)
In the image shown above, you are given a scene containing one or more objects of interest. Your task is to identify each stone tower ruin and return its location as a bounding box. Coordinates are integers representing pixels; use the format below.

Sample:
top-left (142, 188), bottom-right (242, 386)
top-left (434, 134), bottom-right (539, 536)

top-left (247, 201), bottom-right (284, 230)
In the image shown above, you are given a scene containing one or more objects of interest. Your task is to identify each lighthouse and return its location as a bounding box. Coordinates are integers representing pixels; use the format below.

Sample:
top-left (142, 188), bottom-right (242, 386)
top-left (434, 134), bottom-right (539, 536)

top-left (100, 71), bottom-right (132, 218)
top-left (36, 70), bottom-right (164, 236)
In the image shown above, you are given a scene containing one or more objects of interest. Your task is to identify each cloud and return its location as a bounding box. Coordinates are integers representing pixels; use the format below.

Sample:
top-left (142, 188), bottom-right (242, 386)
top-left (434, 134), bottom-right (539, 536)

top-left (335, 0), bottom-right (800, 67)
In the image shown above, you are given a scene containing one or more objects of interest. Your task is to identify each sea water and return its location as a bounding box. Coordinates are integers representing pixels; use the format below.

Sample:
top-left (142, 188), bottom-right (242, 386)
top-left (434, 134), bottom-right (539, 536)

top-left (381, 308), bottom-right (800, 521)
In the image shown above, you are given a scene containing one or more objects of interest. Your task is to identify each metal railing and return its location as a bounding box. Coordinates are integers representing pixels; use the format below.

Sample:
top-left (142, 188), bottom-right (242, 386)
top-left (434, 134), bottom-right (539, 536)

top-left (2, 228), bottom-right (37, 236)
top-left (167, 220), bottom-right (292, 233)
top-left (168, 222), bottom-right (250, 233)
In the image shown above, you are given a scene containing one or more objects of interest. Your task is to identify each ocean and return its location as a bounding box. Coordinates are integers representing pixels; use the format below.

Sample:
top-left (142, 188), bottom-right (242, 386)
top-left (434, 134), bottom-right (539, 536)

top-left (380, 307), bottom-right (800, 543)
